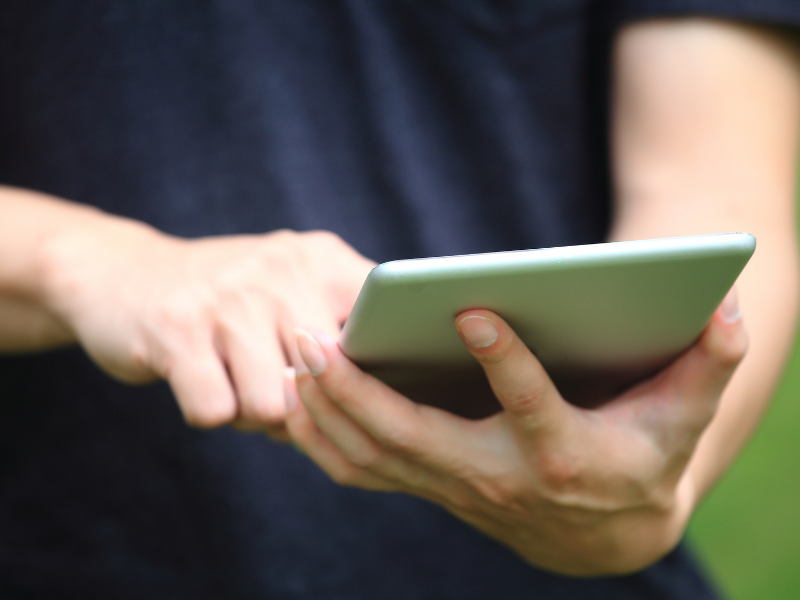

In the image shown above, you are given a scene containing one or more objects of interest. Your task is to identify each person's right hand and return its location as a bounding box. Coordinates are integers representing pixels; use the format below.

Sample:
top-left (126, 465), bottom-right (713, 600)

top-left (38, 215), bottom-right (375, 440)
top-left (284, 293), bottom-right (747, 574)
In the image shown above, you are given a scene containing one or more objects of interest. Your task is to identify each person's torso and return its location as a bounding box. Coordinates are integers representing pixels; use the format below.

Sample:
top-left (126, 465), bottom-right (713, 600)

top-left (0, 2), bottom-right (718, 598)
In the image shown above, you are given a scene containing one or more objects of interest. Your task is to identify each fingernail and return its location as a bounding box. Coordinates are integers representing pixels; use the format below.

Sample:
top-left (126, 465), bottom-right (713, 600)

top-left (720, 288), bottom-right (741, 323)
top-left (457, 315), bottom-right (498, 348)
top-left (296, 329), bottom-right (328, 376)
top-left (283, 367), bottom-right (298, 412)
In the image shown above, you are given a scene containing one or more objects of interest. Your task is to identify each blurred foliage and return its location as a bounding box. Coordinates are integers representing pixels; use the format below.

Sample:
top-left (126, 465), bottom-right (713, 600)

top-left (688, 323), bottom-right (800, 598)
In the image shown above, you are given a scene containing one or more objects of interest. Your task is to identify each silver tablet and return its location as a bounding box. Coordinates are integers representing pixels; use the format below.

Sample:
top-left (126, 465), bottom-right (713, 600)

top-left (339, 233), bottom-right (755, 418)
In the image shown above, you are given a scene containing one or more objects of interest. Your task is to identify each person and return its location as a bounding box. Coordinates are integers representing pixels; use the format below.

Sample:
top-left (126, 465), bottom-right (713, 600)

top-left (0, 1), bottom-right (798, 598)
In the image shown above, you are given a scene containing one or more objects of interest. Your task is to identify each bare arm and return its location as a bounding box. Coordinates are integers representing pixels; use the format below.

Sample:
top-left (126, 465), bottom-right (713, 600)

top-left (610, 19), bottom-right (800, 498)
top-left (281, 18), bottom-right (800, 575)
top-left (0, 187), bottom-right (93, 351)
top-left (0, 186), bottom-right (374, 436)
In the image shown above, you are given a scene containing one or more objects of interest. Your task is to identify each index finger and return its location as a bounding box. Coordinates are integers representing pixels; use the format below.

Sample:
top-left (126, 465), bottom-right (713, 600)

top-left (295, 328), bottom-right (483, 470)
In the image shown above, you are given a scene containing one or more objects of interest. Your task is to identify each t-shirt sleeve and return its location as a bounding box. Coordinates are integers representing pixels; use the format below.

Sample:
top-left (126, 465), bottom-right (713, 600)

top-left (604, 0), bottom-right (800, 31)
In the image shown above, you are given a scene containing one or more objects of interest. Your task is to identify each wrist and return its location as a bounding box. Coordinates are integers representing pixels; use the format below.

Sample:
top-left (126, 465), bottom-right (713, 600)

top-left (34, 209), bottom-right (162, 325)
top-left (614, 477), bottom-right (697, 575)
top-left (523, 478), bottom-right (696, 576)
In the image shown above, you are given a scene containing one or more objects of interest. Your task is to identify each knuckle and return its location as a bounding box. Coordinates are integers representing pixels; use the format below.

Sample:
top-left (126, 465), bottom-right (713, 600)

top-left (503, 384), bottom-right (551, 422)
top-left (347, 444), bottom-right (386, 470)
top-left (240, 394), bottom-right (284, 425)
top-left (473, 477), bottom-right (519, 507)
top-left (329, 465), bottom-right (365, 488)
top-left (535, 452), bottom-right (583, 495)
top-left (378, 422), bottom-right (418, 456)
top-left (183, 400), bottom-right (236, 429)
top-left (269, 228), bottom-right (299, 243)
top-left (129, 338), bottom-right (153, 373)
top-left (256, 238), bottom-right (310, 289)
top-left (303, 229), bottom-right (345, 249)
top-left (153, 290), bottom-right (209, 335)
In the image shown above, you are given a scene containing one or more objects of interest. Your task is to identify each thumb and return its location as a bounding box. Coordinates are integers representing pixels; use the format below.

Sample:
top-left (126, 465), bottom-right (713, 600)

top-left (455, 309), bottom-right (568, 434)
top-left (602, 286), bottom-right (748, 451)
top-left (653, 287), bottom-right (748, 432)
top-left (682, 287), bottom-right (749, 400)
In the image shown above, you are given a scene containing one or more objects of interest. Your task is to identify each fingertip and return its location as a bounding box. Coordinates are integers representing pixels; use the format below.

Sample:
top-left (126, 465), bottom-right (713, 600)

top-left (296, 328), bottom-right (336, 376)
top-left (718, 287), bottom-right (742, 324)
top-left (701, 295), bottom-right (749, 369)
top-left (455, 310), bottom-right (515, 363)
top-left (234, 373), bottom-right (287, 426)
top-left (662, 296), bottom-right (749, 411)
top-left (456, 314), bottom-right (499, 349)
top-left (182, 392), bottom-right (238, 429)
top-left (181, 375), bottom-right (237, 428)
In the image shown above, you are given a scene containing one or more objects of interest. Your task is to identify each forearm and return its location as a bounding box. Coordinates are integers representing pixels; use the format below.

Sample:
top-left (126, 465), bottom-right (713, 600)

top-left (0, 185), bottom-right (151, 352)
top-left (608, 133), bottom-right (800, 500)
top-left (0, 296), bottom-right (73, 351)
top-left (610, 20), bottom-right (800, 506)
top-left (688, 229), bottom-right (798, 498)
top-left (611, 202), bottom-right (799, 501)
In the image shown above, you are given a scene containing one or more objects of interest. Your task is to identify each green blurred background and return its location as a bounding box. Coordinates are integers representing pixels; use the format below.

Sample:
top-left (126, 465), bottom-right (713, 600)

top-left (688, 292), bottom-right (800, 597)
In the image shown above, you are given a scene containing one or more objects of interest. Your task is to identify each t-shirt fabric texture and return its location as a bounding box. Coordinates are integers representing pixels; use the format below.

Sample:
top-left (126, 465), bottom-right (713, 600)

top-left (0, 1), bottom-right (798, 598)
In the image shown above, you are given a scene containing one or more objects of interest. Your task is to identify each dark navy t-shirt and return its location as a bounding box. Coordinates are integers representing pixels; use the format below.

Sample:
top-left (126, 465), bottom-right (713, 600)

top-left (1, 2), bottom-right (798, 598)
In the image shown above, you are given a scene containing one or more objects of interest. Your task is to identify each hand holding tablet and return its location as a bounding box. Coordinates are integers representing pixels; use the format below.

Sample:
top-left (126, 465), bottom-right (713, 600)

top-left (288, 233), bottom-right (750, 574)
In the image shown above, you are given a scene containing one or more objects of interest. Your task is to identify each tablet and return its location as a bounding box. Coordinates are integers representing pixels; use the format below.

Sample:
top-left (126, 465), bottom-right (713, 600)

top-left (339, 233), bottom-right (756, 418)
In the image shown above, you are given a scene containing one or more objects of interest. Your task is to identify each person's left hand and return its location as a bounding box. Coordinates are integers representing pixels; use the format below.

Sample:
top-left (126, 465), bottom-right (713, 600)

top-left (284, 291), bottom-right (746, 576)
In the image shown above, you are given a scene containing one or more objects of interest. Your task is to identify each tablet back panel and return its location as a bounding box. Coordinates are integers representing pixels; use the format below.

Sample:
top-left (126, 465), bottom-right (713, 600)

top-left (339, 233), bottom-right (755, 417)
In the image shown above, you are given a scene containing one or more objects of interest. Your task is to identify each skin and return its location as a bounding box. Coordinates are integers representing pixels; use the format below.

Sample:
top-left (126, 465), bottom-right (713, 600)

top-left (284, 19), bottom-right (800, 575)
top-left (287, 301), bottom-right (745, 575)
top-left (0, 18), bottom-right (798, 575)
top-left (0, 189), bottom-right (375, 438)
top-left (610, 20), bottom-right (800, 498)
